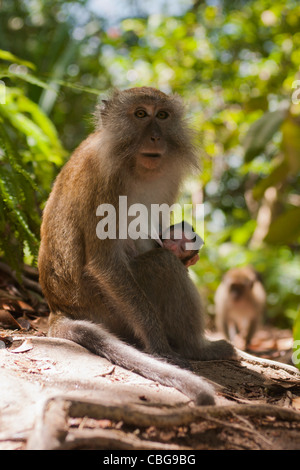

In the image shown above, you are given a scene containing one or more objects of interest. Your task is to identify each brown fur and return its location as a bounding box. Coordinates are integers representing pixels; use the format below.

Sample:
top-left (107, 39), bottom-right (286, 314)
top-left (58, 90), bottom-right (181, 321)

top-left (38, 87), bottom-right (235, 405)
top-left (215, 266), bottom-right (267, 350)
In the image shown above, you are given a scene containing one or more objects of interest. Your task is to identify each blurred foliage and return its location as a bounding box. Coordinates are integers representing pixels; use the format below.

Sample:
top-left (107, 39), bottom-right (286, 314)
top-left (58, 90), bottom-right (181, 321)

top-left (0, 0), bottom-right (299, 328)
top-left (0, 53), bottom-right (66, 270)
top-left (294, 312), bottom-right (300, 369)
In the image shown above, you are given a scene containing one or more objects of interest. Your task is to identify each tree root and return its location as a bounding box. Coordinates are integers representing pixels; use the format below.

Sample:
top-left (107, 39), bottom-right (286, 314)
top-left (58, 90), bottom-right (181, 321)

top-left (26, 395), bottom-right (300, 450)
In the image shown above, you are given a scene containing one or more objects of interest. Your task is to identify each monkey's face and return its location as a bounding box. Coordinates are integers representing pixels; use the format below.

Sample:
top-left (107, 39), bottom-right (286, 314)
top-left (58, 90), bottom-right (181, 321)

top-left (229, 282), bottom-right (251, 300)
top-left (225, 272), bottom-right (255, 300)
top-left (97, 88), bottom-right (198, 179)
top-left (132, 103), bottom-right (170, 172)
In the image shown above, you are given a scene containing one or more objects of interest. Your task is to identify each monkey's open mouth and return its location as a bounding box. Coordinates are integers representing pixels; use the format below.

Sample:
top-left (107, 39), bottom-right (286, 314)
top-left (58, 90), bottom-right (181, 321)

top-left (142, 153), bottom-right (161, 158)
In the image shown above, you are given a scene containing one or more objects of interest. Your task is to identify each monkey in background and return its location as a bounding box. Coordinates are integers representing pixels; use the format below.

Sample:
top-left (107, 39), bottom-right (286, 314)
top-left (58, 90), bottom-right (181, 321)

top-left (214, 266), bottom-right (267, 350)
top-left (38, 87), bottom-right (235, 407)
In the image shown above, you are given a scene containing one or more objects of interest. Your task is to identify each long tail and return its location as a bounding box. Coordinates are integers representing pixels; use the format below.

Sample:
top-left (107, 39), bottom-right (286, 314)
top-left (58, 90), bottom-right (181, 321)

top-left (49, 317), bottom-right (215, 406)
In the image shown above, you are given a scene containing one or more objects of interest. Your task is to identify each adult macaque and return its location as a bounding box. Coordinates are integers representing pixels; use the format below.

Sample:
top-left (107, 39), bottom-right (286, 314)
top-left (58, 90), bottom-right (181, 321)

top-left (160, 222), bottom-right (204, 267)
top-left (214, 266), bottom-right (266, 350)
top-left (38, 87), bottom-right (235, 406)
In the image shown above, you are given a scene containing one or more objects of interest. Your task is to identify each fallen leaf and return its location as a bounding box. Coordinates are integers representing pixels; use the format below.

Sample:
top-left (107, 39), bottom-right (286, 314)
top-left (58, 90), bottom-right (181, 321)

top-left (9, 339), bottom-right (33, 353)
top-left (0, 309), bottom-right (22, 329)
top-left (17, 300), bottom-right (34, 312)
top-left (1, 303), bottom-right (12, 311)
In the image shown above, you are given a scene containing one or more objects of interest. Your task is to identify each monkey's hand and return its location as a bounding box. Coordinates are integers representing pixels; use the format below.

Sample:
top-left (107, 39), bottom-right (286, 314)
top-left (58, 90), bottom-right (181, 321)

top-left (185, 253), bottom-right (200, 267)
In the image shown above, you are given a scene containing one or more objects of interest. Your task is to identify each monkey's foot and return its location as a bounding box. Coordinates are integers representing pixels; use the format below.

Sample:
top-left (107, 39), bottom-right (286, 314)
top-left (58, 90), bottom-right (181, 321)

top-left (196, 339), bottom-right (237, 361)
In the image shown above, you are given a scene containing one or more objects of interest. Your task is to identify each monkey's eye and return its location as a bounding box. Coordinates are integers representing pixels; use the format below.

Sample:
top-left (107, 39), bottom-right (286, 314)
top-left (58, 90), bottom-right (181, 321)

top-left (134, 109), bottom-right (147, 118)
top-left (156, 110), bottom-right (169, 120)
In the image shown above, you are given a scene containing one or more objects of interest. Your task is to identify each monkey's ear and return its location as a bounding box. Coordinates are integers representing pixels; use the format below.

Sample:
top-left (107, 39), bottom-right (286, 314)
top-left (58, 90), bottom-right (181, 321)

top-left (94, 99), bottom-right (111, 128)
top-left (101, 99), bottom-right (109, 110)
top-left (99, 99), bottom-right (110, 118)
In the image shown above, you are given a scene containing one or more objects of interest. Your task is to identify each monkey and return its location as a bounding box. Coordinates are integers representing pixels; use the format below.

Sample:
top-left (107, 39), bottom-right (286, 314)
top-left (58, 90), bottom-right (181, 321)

top-left (214, 266), bottom-right (267, 350)
top-left (160, 221), bottom-right (204, 267)
top-left (38, 87), bottom-right (235, 406)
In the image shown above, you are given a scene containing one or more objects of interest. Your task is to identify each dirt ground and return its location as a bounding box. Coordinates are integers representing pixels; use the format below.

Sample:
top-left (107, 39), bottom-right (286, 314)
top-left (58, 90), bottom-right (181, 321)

top-left (0, 262), bottom-right (300, 451)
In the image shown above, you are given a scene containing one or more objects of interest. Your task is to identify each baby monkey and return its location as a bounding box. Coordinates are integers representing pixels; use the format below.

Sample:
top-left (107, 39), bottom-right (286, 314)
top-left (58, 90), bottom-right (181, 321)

top-left (159, 222), bottom-right (204, 267)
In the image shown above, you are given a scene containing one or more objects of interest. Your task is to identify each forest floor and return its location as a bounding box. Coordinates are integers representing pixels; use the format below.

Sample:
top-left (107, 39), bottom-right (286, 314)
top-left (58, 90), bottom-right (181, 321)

top-left (0, 262), bottom-right (300, 451)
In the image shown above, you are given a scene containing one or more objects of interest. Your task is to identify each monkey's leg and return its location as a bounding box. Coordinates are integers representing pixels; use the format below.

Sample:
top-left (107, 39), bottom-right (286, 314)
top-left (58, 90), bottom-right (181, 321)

top-left (227, 320), bottom-right (238, 343)
top-left (85, 260), bottom-right (179, 361)
top-left (192, 337), bottom-right (236, 360)
top-left (48, 314), bottom-right (215, 406)
top-left (172, 307), bottom-right (236, 361)
top-left (166, 304), bottom-right (236, 361)
top-left (131, 250), bottom-right (236, 362)
top-left (173, 317), bottom-right (236, 360)
top-left (239, 318), bottom-right (257, 350)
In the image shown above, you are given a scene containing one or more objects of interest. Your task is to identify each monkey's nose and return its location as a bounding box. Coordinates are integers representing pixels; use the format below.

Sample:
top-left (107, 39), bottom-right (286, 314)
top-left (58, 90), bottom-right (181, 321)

top-left (151, 135), bottom-right (160, 142)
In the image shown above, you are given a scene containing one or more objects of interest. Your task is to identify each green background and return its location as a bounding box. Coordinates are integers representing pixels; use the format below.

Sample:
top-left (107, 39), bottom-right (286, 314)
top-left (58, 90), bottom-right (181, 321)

top-left (0, 0), bottom-right (299, 340)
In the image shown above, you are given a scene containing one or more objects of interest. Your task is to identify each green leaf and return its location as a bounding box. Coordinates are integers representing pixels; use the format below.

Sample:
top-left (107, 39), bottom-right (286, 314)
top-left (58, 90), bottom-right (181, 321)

top-left (243, 109), bottom-right (287, 162)
top-left (54, 79), bottom-right (102, 95)
top-left (0, 176), bottom-right (39, 245)
top-left (17, 94), bottom-right (64, 147)
top-left (293, 311), bottom-right (300, 370)
top-left (7, 71), bottom-right (54, 90)
top-left (264, 207), bottom-right (300, 244)
top-left (281, 117), bottom-right (300, 174)
top-left (252, 160), bottom-right (290, 200)
top-left (0, 129), bottom-right (39, 193)
top-left (0, 49), bottom-right (35, 70)
top-left (231, 220), bottom-right (256, 244)
top-left (294, 311), bottom-right (300, 341)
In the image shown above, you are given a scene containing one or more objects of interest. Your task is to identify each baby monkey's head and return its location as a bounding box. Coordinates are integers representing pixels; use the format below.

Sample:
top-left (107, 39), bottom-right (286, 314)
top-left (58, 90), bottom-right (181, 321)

top-left (161, 221), bottom-right (204, 267)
